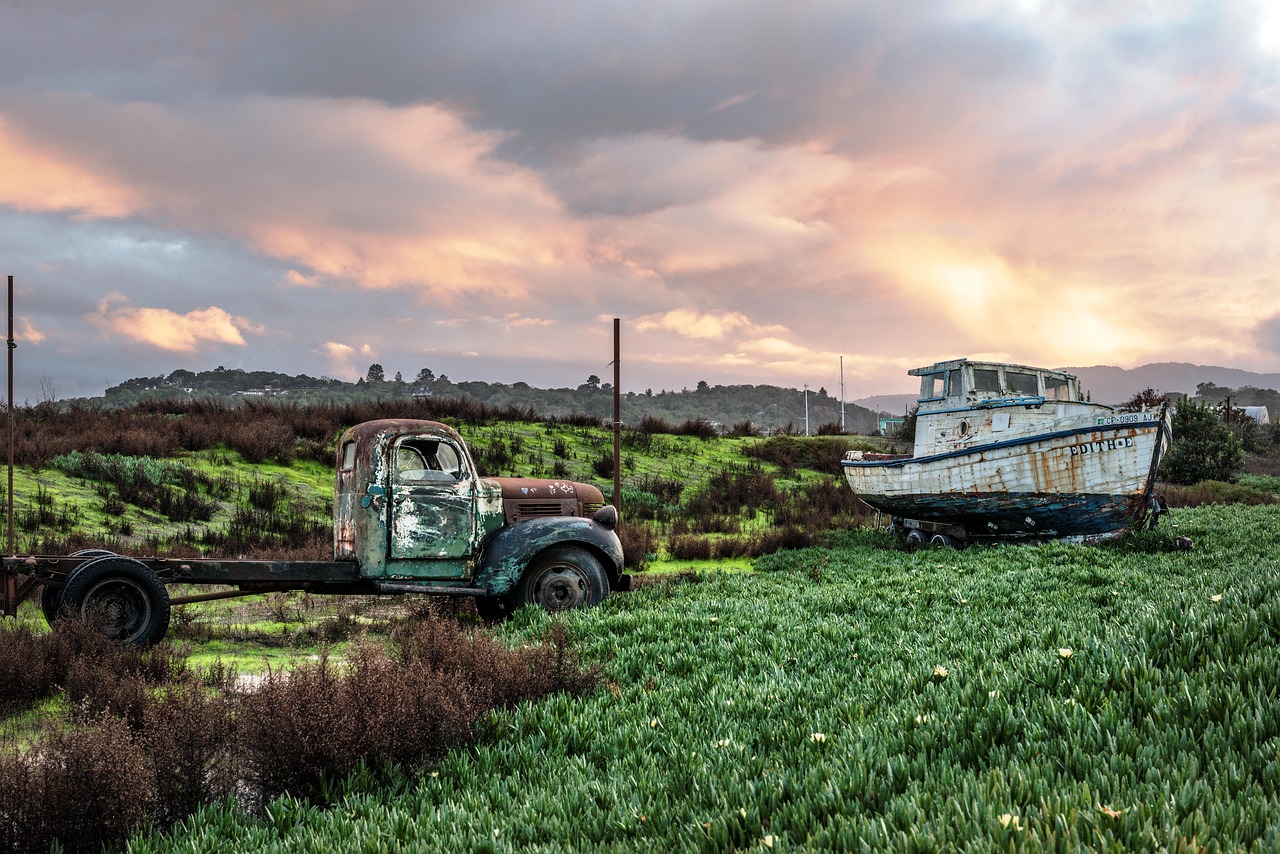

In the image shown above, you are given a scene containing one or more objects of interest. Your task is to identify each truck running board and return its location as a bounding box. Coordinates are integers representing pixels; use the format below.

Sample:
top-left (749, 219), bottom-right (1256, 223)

top-left (374, 581), bottom-right (490, 597)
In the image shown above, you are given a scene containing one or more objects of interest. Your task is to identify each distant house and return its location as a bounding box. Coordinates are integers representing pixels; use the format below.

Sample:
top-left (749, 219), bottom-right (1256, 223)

top-left (879, 417), bottom-right (905, 436)
top-left (233, 388), bottom-right (290, 398)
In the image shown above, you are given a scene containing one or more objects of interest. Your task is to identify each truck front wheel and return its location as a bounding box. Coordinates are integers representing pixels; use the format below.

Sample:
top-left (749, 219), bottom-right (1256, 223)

top-left (514, 546), bottom-right (609, 612)
top-left (58, 557), bottom-right (171, 646)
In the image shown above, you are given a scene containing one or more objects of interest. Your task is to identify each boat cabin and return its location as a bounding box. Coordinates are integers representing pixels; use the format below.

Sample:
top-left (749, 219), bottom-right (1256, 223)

top-left (912, 359), bottom-right (1080, 411)
top-left (908, 359), bottom-right (1101, 457)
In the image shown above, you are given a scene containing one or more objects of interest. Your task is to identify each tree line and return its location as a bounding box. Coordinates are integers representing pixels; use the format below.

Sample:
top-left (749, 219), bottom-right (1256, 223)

top-left (95, 365), bottom-right (883, 434)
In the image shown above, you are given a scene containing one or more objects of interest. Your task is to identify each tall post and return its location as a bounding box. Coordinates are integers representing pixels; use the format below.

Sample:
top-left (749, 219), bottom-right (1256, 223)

top-left (6, 275), bottom-right (13, 559)
top-left (839, 356), bottom-right (845, 434)
top-left (612, 318), bottom-right (621, 521)
top-left (4, 276), bottom-right (14, 617)
top-left (804, 383), bottom-right (809, 436)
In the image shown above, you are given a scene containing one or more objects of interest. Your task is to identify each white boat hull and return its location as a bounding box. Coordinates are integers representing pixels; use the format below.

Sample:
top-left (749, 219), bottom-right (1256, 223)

top-left (842, 410), bottom-right (1171, 542)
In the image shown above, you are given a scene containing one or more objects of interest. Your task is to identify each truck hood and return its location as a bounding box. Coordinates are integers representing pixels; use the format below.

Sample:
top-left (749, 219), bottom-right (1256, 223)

top-left (489, 478), bottom-right (606, 505)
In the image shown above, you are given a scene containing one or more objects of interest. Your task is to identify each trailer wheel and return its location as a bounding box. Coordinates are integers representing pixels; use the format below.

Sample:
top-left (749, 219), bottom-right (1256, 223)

top-left (41, 549), bottom-right (119, 625)
top-left (59, 557), bottom-right (170, 646)
top-left (40, 583), bottom-right (64, 626)
top-left (514, 546), bottom-right (609, 612)
top-left (903, 530), bottom-right (926, 552)
top-left (928, 533), bottom-right (952, 549)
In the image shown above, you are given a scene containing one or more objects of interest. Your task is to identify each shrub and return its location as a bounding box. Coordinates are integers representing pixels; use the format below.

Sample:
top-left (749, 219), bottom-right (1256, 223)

top-left (676, 418), bottom-right (718, 440)
top-left (744, 435), bottom-right (858, 474)
top-left (637, 415), bottom-right (678, 435)
top-left (0, 613), bottom-right (599, 849)
top-left (683, 464), bottom-right (780, 520)
top-left (0, 714), bottom-right (156, 854)
top-left (617, 521), bottom-right (659, 570)
top-left (1160, 403), bottom-right (1244, 484)
top-left (1159, 480), bottom-right (1279, 508)
top-left (592, 451), bottom-right (616, 480)
top-left (667, 534), bottom-right (714, 561)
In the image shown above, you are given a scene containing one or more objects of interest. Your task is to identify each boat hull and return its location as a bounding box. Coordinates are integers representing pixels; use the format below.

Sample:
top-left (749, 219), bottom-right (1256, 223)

top-left (842, 411), bottom-right (1171, 542)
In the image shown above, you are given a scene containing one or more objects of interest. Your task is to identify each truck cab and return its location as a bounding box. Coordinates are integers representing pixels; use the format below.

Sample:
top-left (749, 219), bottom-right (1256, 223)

top-left (334, 419), bottom-right (626, 612)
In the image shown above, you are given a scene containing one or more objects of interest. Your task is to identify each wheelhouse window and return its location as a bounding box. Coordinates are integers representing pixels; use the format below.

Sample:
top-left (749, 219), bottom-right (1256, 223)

top-left (946, 369), bottom-right (963, 397)
top-left (1006, 371), bottom-right (1039, 396)
top-left (1044, 376), bottom-right (1072, 401)
top-left (919, 372), bottom-right (946, 400)
top-left (973, 368), bottom-right (1000, 393)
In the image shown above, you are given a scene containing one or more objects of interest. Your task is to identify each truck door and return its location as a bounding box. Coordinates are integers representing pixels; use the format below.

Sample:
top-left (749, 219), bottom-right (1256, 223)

top-left (387, 436), bottom-right (475, 574)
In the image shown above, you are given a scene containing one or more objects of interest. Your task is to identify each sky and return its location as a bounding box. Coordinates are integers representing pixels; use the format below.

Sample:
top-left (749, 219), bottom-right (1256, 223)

top-left (2, 1), bottom-right (1279, 404)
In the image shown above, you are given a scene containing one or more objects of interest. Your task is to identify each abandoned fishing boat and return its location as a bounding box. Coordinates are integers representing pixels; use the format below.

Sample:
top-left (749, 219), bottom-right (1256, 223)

top-left (842, 358), bottom-right (1172, 547)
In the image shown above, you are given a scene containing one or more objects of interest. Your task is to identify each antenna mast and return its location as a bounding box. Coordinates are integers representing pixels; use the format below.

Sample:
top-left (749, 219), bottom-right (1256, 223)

top-left (840, 356), bottom-right (845, 433)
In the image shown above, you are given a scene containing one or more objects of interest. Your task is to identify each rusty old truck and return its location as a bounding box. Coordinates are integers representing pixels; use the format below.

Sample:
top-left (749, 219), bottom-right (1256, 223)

top-left (1, 418), bottom-right (628, 645)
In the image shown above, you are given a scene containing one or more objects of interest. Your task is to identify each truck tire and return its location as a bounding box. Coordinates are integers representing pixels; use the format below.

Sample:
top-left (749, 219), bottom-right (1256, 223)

top-left (58, 556), bottom-right (170, 646)
top-left (42, 549), bottom-right (118, 625)
top-left (40, 584), bottom-right (64, 626)
top-left (513, 546), bottom-right (609, 612)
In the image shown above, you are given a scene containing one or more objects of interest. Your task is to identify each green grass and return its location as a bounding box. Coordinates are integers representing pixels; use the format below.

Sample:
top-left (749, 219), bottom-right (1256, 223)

top-left (126, 504), bottom-right (1280, 851)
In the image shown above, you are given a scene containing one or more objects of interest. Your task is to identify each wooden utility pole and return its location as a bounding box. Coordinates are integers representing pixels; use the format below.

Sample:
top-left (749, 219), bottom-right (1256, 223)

top-left (6, 275), bottom-right (14, 559)
top-left (4, 275), bottom-right (15, 617)
top-left (612, 318), bottom-right (621, 522)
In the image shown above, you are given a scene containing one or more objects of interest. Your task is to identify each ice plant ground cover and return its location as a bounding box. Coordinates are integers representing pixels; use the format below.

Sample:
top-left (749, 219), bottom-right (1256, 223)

top-left (132, 503), bottom-right (1279, 850)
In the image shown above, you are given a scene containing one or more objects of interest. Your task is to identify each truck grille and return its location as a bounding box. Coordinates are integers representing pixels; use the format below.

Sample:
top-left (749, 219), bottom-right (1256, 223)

top-left (506, 499), bottom-right (577, 523)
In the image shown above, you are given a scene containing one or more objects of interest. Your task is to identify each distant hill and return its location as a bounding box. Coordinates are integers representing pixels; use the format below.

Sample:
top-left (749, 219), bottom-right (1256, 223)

top-left (1065, 363), bottom-right (1280, 405)
top-left (94, 367), bottom-right (883, 434)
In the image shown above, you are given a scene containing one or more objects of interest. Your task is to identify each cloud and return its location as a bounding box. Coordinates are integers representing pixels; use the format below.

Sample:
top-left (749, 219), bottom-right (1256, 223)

top-left (506, 316), bottom-right (555, 329)
top-left (2, 93), bottom-right (585, 303)
top-left (635, 309), bottom-right (760, 341)
top-left (16, 317), bottom-right (45, 345)
top-left (284, 269), bottom-right (320, 288)
top-left (89, 294), bottom-right (261, 352)
top-left (0, 118), bottom-right (138, 217)
top-left (1257, 314), bottom-right (1280, 357)
top-left (322, 341), bottom-right (378, 379)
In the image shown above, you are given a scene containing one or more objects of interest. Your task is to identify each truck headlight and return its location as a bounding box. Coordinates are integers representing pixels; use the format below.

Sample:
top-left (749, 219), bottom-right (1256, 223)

top-left (592, 504), bottom-right (619, 530)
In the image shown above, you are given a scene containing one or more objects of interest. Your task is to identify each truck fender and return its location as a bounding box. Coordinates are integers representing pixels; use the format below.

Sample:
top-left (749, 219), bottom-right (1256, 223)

top-left (474, 517), bottom-right (624, 597)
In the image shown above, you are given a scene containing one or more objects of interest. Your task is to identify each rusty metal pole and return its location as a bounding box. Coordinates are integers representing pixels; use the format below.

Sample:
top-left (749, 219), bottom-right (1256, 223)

top-left (612, 318), bottom-right (621, 523)
top-left (4, 276), bottom-right (15, 615)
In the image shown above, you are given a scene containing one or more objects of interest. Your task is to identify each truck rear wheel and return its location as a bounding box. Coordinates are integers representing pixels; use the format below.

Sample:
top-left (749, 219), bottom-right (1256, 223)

top-left (42, 549), bottom-right (119, 626)
top-left (58, 556), bottom-right (170, 646)
top-left (514, 546), bottom-right (609, 612)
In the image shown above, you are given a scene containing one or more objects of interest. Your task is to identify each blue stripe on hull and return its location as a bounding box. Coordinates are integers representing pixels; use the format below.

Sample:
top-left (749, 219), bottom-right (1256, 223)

top-left (860, 492), bottom-right (1139, 539)
top-left (840, 418), bottom-right (1165, 470)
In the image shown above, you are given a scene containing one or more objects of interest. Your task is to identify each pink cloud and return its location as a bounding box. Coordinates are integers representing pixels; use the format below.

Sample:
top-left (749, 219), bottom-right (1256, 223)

top-left (89, 294), bottom-right (261, 352)
top-left (0, 118), bottom-right (138, 217)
